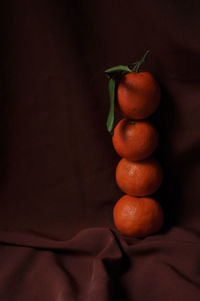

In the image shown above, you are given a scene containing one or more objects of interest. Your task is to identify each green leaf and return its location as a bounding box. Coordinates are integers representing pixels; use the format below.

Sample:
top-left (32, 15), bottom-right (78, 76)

top-left (106, 77), bottom-right (116, 135)
top-left (105, 65), bottom-right (132, 77)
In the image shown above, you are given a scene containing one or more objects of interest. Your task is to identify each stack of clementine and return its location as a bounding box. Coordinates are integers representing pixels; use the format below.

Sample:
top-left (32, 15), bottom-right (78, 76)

top-left (105, 51), bottom-right (164, 238)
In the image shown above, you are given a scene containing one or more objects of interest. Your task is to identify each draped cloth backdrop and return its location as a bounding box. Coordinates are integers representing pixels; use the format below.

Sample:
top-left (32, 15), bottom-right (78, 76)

top-left (0, 1), bottom-right (200, 300)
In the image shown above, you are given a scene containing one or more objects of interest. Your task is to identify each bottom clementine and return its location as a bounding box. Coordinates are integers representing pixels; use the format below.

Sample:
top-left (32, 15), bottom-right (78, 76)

top-left (113, 195), bottom-right (164, 237)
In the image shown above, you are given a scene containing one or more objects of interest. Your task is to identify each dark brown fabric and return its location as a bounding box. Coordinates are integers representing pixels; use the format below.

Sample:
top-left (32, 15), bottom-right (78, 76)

top-left (0, 0), bottom-right (200, 300)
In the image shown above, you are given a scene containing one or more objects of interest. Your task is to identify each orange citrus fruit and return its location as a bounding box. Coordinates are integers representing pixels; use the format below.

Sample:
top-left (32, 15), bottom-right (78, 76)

top-left (116, 157), bottom-right (163, 196)
top-left (113, 195), bottom-right (164, 237)
top-left (112, 118), bottom-right (158, 161)
top-left (117, 71), bottom-right (161, 119)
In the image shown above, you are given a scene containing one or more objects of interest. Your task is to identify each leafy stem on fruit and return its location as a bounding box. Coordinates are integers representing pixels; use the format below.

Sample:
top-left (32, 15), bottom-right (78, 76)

top-left (130, 50), bottom-right (150, 73)
top-left (106, 77), bottom-right (115, 135)
top-left (105, 66), bottom-right (132, 135)
top-left (104, 50), bottom-right (150, 135)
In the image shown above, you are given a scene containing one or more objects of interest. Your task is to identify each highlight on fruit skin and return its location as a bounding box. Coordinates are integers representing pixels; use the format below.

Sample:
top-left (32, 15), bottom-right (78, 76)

top-left (116, 157), bottom-right (163, 197)
top-left (112, 118), bottom-right (159, 161)
top-left (113, 195), bottom-right (164, 237)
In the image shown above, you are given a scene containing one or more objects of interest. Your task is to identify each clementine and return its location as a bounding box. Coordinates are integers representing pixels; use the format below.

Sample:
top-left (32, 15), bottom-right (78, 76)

top-left (116, 157), bottom-right (163, 196)
top-left (112, 118), bottom-right (158, 161)
top-left (113, 195), bottom-right (164, 237)
top-left (117, 71), bottom-right (161, 119)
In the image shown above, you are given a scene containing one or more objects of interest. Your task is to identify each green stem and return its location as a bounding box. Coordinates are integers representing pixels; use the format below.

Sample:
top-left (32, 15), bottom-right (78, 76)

top-left (131, 50), bottom-right (150, 73)
top-left (141, 50), bottom-right (150, 63)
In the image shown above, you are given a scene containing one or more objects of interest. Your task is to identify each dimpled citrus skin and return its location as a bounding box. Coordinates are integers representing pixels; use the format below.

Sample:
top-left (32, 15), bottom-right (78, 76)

top-left (113, 195), bottom-right (164, 237)
top-left (116, 157), bottom-right (163, 197)
top-left (112, 119), bottom-right (159, 161)
top-left (117, 72), bottom-right (161, 120)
